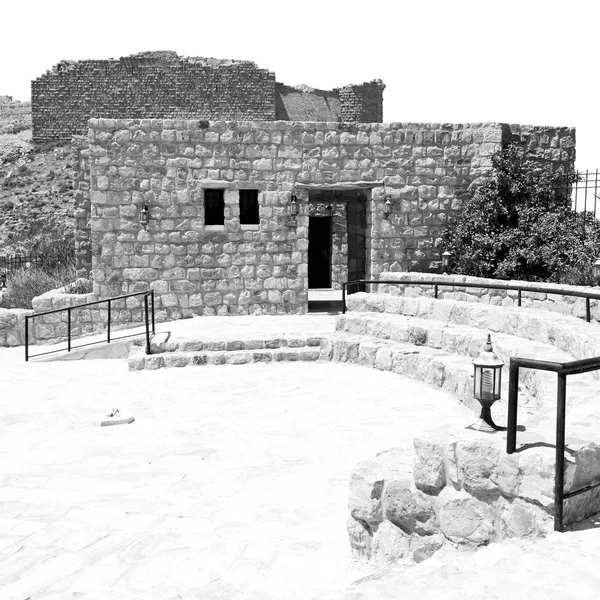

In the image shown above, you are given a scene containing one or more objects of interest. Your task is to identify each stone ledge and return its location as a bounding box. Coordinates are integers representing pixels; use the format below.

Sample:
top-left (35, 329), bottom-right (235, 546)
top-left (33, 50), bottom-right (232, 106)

top-left (128, 345), bottom-right (321, 371)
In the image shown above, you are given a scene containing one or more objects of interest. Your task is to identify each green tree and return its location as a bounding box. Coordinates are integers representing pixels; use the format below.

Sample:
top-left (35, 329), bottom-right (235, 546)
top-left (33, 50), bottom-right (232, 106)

top-left (442, 146), bottom-right (600, 284)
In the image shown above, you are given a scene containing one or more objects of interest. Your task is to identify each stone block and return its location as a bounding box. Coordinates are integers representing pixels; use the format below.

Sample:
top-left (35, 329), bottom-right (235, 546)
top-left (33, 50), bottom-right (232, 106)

top-left (411, 533), bottom-right (445, 563)
top-left (383, 479), bottom-right (437, 535)
top-left (347, 517), bottom-right (371, 560)
top-left (455, 439), bottom-right (501, 498)
top-left (374, 347), bottom-right (393, 371)
top-left (437, 487), bottom-right (495, 546)
top-left (371, 520), bottom-right (411, 565)
top-left (349, 458), bottom-right (385, 528)
top-left (413, 431), bottom-right (446, 494)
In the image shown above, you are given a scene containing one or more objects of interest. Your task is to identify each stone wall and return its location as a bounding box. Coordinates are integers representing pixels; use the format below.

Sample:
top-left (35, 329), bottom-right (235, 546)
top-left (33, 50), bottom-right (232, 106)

top-left (73, 136), bottom-right (91, 277)
top-left (505, 123), bottom-right (576, 172)
top-left (31, 52), bottom-right (385, 144)
top-left (32, 52), bottom-right (277, 144)
top-left (275, 84), bottom-right (341, 121)
top-left (79, 119), bottom-right (576, 317)
top-left (0, 286), bottom-right (142, 348)
top-left (348, 429), bottom-right (600, 565)
top-left (375, 272), bottom-right (600, 324)
top-left (337, 81), bottom-right (385, 123)
top-left (83, 119), bottom-right (508, 317)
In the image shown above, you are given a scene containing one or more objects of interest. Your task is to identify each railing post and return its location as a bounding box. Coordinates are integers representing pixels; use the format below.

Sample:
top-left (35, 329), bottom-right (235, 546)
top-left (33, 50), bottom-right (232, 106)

top-left (107, 299), bottom-right (111, 343)
top-left (506, 360), bottom-right (520, 454)
top-left (25, 315), bottom-right (29, 362)
top-left (586, 297), bottom-right (591, 322)
top-left (342, 283), bottom-right (346, 314)
top-left (555, 373), bottom-right (567, 532)
top-left (518, 289), bottom-right (522, 307)
top-left (151, 291), bottom-right (155, 334)
top-left (144, 294), bottom-right (151, 355)
top-left (67, 308), bottom-right (71, 352)
top-left (434, 284), bottom-right (438, 299)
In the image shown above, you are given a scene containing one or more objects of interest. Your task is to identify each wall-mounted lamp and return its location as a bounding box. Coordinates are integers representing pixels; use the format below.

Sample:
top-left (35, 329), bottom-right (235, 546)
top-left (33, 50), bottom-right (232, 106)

top-left (441, 250), bottom-right (452, 275)
top-left (593, 256), bottom-right (600, 285)
top-left (290, 195), bottom-right (299, 216)
top-left (289, 194), bottom-right (299, 226)
top-left (383, 196), bottom-right (393, 218)
top-left (472, 334), bottom-right (506, 432)
top-left (139, 204), bottom-right (150, 229)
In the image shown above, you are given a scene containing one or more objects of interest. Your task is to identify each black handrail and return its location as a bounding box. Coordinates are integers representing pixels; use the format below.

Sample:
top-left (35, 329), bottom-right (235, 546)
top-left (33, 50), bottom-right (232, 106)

top-left (25, 290), bottom-right (155, 361)
top-left (342, 278), bottom-right (600, 322)
top-left (506, 355), bottom-right (600, 532)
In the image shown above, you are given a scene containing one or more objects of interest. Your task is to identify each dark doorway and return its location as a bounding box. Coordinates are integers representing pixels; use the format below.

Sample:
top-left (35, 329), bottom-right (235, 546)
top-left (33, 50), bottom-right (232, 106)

top-left (308, 216), bottom-right (332, 288)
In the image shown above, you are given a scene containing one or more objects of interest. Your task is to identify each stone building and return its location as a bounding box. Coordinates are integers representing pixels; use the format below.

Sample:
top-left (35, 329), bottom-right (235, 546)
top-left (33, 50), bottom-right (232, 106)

top-left (46, 51), bottom-right (574, 319)
top-left (72, 119), bottom-right (576, 321)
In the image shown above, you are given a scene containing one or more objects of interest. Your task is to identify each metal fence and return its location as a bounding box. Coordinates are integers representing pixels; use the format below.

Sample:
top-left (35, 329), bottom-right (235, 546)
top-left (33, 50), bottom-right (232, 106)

top-left (0, 247), bottom-right (74, 275)
top-left (572, 170), bottom-right (600, 217)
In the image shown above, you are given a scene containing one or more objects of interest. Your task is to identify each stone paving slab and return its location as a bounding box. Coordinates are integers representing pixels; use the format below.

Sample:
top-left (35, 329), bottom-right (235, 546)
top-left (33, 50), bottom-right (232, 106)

top-left (1, 349), bottom-right (475, 599)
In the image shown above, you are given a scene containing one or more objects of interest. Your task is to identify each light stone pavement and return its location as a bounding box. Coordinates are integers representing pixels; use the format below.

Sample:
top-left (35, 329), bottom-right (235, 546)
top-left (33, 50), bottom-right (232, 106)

top-left (2, 314), bottom-right (600, 599)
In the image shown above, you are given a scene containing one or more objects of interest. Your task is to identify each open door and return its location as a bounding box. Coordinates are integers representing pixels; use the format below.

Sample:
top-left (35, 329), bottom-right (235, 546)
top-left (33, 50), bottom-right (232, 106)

top-left (308, 216), bottom-right (332, 288)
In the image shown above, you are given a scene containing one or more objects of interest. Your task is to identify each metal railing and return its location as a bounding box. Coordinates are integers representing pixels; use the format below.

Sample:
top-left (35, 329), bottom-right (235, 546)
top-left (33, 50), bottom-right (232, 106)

top-left (25, 290), bottom-right (155, 361)
top-left (506, 356), bottom-right (600, 532)
top-left (342, 278), bottom-right (600, 322)
top-left (572, 169), bottom-right (600, 218)
top-left (0, 247), bottom-right (74, 274)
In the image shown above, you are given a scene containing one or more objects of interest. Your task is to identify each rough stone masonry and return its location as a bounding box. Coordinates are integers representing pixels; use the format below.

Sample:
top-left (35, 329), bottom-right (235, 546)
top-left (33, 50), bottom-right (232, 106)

top-left (31, 51), bottom-right (385, 143)
top-left (74, 119), bottom-right (575, 322)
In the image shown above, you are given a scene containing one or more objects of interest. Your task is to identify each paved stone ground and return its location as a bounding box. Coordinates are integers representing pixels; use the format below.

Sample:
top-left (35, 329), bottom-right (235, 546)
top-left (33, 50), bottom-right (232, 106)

top-left (1, 338), bottom-right (472, 600)
top-left (2, 314), bottom-right (600, 599)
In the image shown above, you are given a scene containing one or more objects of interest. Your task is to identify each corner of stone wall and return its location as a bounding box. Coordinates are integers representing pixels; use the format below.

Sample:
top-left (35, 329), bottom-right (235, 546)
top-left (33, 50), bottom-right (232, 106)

top-left (503, 123), bottom-right (576, 173)
top-left (72, 134), bottom-right (91, 278)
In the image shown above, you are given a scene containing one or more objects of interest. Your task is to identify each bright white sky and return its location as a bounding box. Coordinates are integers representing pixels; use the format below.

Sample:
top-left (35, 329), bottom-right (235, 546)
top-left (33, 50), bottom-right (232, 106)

top-left (2, 0), bottom-right (598, 171)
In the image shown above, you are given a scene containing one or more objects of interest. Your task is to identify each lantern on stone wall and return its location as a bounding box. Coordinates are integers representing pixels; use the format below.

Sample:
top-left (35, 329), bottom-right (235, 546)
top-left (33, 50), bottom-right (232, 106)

top-left (472, 334), bottom-right (505, 432)
top-left (442, 251), bottom-right (452, 274)
top-left (383, 195), bottom-right (393, 218)
top-left (290, 195), bottom-right (299, 216)
top-left (593, 257), bottom-right (600, 285)
top-left (139, 204), bottom-right (150, 229)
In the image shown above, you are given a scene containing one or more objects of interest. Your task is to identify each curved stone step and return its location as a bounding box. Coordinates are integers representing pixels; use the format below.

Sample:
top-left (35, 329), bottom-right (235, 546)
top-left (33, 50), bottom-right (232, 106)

top-left (319, 332), bottom-right (484, 418)
top-left (138, 332), bottom-right (324, 354)
top-left (346, 292), bottom-right (600, 379)
top-left (128, 345), bottom-right (321, 371)
top-left (337, 311), bottom-right (599, 414)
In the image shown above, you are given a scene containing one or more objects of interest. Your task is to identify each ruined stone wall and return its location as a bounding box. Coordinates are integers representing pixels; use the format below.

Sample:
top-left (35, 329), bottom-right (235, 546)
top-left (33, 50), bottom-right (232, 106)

top-left (275, 84), bottom-right (341, 121)
top-left (83, 119), bottom-right (533, 318)
top-left (32, 53), bottom-right (385, 143)
top-left (337, 81), bottom-right (385, 123)
top-left (31, 53), bottom-right (277, 143)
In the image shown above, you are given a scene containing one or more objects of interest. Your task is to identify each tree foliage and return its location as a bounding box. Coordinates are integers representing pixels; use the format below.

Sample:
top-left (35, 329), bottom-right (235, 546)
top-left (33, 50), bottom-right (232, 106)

top-left (442, 146), bottom-right (600, 285)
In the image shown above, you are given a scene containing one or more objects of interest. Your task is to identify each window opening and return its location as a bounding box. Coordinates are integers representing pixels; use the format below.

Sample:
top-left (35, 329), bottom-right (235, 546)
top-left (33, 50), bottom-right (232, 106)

top-left (204, 189), bottom-right (225, 225)
top-left (239, 190), bottom-right (259, 225)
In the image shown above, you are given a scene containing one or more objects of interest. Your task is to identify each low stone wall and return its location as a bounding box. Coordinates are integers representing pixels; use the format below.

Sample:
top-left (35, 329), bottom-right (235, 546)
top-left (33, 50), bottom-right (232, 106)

top-left (0, 306), bottom-right (33, 346)
top-left (0, 288), bottom-right (142, 348)
top-left (348, 429), bottom-right (600, 566)
top-left (375, 272), bottom-right (600, 323)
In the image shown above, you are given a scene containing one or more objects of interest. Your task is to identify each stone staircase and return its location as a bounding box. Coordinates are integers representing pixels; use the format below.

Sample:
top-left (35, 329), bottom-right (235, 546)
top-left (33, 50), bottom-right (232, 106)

top-left (128, 332), bottom-right (323, 370)
top-left (329, 292), bottom-right (600, 435)
top-left (126, 290), bottom-right (600, 437)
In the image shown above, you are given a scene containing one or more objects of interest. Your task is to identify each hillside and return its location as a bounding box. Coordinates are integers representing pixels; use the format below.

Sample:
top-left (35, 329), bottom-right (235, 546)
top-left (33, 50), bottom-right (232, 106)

top-left (0, 97), bottom-right (75, 255)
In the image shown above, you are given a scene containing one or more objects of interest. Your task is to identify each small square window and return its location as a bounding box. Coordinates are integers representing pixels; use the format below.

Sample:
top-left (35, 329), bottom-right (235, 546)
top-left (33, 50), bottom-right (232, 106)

top-left (239, 190), bottom-right (259, 225)
top-left (204, 189), bottom-right (224, 225)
